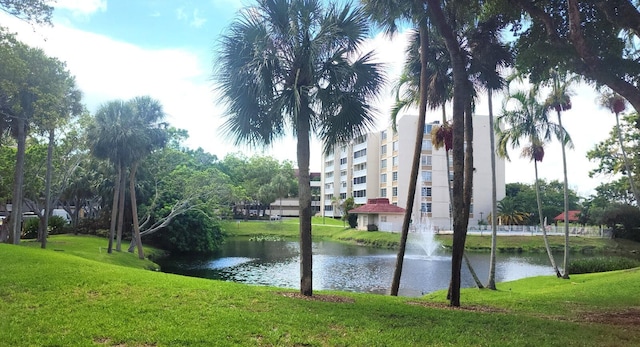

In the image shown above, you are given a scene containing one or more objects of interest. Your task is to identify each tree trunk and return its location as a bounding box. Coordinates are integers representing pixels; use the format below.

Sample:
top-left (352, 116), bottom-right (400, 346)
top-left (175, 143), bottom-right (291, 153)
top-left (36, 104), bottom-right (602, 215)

top-left (116, 166), bottom-right (126, 251)
top-left (129, 161), bottom-right (144, 259)
top-left (535, 160), bottom-right (561, 277)
top-left (108, 163), bottom-right (121, 254)
top-left (615, 112), bottom-right (640, 204)
top-left (390, 21), bottom-right (429, 296)
top-left (556, 110), bottom-right (570, 279)
top-left (487, 90), bottom-right (498, 290)
top-left (10, 117), bottom-right (26, 245)
top-left (41, 128), bottom-right (54, 249)
top-left (297, 106), bottom-right (313, 297)
top-left (426, 0), bottom-right (470, 306)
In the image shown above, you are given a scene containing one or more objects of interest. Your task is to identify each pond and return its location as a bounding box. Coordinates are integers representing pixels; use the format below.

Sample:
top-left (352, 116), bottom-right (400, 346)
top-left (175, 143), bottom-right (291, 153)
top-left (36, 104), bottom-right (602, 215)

top-left (157, 236), bottom-right (568, 297)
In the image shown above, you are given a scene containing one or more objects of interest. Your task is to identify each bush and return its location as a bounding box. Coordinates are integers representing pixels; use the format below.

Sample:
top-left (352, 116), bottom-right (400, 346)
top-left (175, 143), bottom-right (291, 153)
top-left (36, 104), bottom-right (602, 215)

top-left (367, 224), bottom-right (378, 231)
top-left (22, 218), bottom-right (40, 239)
top-left (48, 216), bottom-right (68, 235)
top-left (347, 214), bottom-right (357, 228)
top-left (569, 256), bottom-right (640, 274)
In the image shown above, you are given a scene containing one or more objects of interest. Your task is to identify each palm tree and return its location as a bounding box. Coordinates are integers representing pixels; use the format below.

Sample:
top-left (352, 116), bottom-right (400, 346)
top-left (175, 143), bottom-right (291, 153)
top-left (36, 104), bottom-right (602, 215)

top-left (599, 91), bottom-right (640, 204)
top-left (216, 0), bottom-right (384, 297)
top-left (496, 87), bottom-right (569, 278)
top-left (545, 70), bottom-right (577, 279)
top-left (124, 96), bottom-right (168, 259)
top-left (362, 0), bottom-right (431, 297)
top-left (493, 197), bottom-right (530, 225)
top-left (88, 101), bottom-right (131, 253)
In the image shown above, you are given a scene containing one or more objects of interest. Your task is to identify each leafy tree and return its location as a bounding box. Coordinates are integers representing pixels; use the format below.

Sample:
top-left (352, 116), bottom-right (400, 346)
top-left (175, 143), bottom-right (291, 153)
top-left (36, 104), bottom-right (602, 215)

top-left (599, 203), bottom-right (640, 241)
top-left (496, 86), bottom-right (566, 277)
top-left (215, 0), bottom-right (384, 296)
top-left (0, 0), bottom-right (53, 25)
top-left (493, 197), bottom-right (530, 225)
top-left (544, 70), bottom-right (577, 279)
top-left (341, 196), bottom-right (355, 227)
top-left (503, 0), bottom-right (640, 123)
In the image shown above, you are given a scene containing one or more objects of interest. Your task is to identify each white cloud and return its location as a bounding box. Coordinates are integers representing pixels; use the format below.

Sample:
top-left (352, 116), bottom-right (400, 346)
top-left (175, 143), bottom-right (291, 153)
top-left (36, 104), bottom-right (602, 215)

top-left (190, 9), bottom-right (207, 28)
top-left (55, 0), bottom-right (107, 16)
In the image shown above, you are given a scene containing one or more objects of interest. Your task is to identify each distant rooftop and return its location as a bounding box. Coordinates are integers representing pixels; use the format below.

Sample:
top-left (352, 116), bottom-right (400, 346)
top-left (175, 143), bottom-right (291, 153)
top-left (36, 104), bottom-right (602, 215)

top-left (349, 198), bottom-right (405, 214)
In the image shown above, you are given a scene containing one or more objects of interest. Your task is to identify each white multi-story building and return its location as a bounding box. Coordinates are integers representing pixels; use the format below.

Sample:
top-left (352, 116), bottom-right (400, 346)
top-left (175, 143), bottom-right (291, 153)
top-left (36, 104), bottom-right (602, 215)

top-left (320, 114), bottom-right (506, 230)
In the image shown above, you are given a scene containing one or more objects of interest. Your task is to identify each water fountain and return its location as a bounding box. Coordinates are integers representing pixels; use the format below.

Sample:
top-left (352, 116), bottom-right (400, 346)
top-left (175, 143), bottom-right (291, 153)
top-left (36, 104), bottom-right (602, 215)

top-left (407, 214), bottom-right (441, 258)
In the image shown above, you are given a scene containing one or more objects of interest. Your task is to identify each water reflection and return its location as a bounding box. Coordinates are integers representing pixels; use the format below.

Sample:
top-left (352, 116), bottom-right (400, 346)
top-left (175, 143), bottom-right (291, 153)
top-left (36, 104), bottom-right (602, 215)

top-left (157, 240), bottom-right (555, 297)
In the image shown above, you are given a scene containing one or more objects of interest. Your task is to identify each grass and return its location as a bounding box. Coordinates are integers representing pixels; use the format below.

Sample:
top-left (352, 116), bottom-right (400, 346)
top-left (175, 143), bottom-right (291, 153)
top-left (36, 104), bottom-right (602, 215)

top-left (20, 234), bottom-right (164, 270)
top-left (1, 234), bottom-right (640, 346)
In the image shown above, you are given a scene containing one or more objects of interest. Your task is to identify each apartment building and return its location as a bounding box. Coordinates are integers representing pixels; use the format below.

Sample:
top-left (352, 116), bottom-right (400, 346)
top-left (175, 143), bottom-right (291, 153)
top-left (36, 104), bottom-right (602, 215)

top-left (320, 114), bottom-right (506, 230)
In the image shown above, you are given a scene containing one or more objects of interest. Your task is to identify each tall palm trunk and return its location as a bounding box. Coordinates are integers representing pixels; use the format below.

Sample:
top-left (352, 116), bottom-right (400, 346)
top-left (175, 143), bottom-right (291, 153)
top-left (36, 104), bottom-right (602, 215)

top-left (556, 111), bottom-right (570, 279)
top-left (297, 106), bottom-right (313, 296)
top-left (535, 160), bottom-right (561, 277)
top-left (615, 112), bottom-right (640, 204)
top-left (41, 128), bottom-right (54, 249)
top-left (107, 163), bottom-right (121, 253)
top-left (487, 90), bottom-right (498, 289)
top-left (427, 0), bottom-right (471, 306)
top-left (129, 161), bottom-right (144, 259)
top-left (390, 22), bottom-right (429, 296)
top-left (116, 168), bottom-right (126, 251)
top-left (10, 117), bottom-right (26, 244)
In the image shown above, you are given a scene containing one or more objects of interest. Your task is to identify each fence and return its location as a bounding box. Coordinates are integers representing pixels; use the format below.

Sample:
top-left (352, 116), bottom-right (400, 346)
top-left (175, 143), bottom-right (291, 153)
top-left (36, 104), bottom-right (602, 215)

top-left (470, 225), bottom-right (610, 238)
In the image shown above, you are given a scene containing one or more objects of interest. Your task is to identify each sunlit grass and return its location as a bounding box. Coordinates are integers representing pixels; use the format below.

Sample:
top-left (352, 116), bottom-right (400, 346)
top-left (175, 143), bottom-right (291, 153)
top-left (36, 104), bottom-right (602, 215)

top-left (2, 238), bottom-right (639, 346)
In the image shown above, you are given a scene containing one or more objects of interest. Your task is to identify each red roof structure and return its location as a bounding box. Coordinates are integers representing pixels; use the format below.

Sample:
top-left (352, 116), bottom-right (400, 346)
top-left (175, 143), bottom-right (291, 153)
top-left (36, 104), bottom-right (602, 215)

top-left (348, 198), bottom-right (406, 214)
top-left (552, 210), bottom-right (581, 222)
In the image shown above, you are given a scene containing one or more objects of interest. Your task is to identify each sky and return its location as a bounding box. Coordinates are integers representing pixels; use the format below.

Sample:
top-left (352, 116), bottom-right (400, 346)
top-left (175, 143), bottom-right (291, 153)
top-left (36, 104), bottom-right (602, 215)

top-left (0, 0), bottom-right (622, 197)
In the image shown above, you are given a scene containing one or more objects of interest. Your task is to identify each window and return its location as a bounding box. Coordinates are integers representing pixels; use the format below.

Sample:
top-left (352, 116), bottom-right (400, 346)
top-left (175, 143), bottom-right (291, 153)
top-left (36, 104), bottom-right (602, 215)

top-left (324, 183), bottom-right (333, 189)
top-left (324, 194), bottom-right (333, 200)
top-left (392, 141), bottom-right (398, 151)
top-left (421, 155), bottom-right (432, 166)
top-left (353, 176), bottom-right (366, 185)
top-left (340, 170), bottom-right (347, 177)
top-left (340, 157), bottom-right (347, 165)
top-left (380, 173), bottom-right (387, 183)
top-left (355, 135), bottom-right (366, 144)
top-left (381, 216), bottom-right (387, 222)
top-left (424, 124), bottom-right (433, 134)
top-left (421, 187), bottom-right (432, 197)
top-left (381, 159), bottom-right (387, 168)
top-left (340, 193), bottom-right (347, 199)
top-left (380, 188), bottom-right (387, 197)
top-left (449, 172), bottom-right (454, 181)
top-left (422, 139), bottom-right (432, 150)
top-left (341, 181), bottom-right (347, 188)
top-left (392, 187), bottom-right (398, 196)
top-left (422, 171), bottom-right (432, 182)
top-left (354, 189), bottom-right (367, 198)
top-left (354, 163), bottom-right (366, 171)
top-left (381, 144), bottom-right (387, 155)
top-left (392, 171), bottom-right (398, 181)
top-left (325, 160), bottom-right (333, 167)
top-left (392, 156), bottom-right (398, 167)
top-left (354, 149), bottom-right (367, 158)
top-left (325, 205), bottom-right (333, 211)
top-left (325, 171), bottom-right (333, 178)
top-left (381, 130), bottom-right (387, 140)
top-left (420, 203), bottom-right (432, 213)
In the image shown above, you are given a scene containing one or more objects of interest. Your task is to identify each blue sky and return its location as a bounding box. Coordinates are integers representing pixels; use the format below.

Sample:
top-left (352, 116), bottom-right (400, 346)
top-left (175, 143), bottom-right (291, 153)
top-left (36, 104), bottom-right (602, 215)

top-left (0, 0), bottom-right (621, 195)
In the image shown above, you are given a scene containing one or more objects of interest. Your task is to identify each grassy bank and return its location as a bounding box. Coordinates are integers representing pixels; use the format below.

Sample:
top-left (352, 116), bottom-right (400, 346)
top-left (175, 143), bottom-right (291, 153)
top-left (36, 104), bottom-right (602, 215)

top-left (223, 217), bottom-right (640, 255)
top-left (1, 235), bottom-right (639, 346)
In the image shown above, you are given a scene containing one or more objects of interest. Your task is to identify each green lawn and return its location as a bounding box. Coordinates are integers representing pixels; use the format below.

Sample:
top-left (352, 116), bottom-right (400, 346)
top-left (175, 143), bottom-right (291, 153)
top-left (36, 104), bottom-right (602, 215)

top-left (1, 235), bottom-right (638, 346)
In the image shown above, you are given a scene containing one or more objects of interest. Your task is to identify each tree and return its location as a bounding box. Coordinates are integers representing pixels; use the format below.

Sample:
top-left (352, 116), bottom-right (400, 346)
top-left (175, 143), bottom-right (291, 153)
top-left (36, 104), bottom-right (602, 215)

top-left (504, 0), bottom-right (640, 124)
top-left (0, 0), bottom-right (53, 25)
top-left (493, 197), bottom-right (530, 225)
top-left (271, 173), bottom-right (291, 218)
top-left (598, 91), bottom-right (640, 205)
top-left (87, 100), bottom-right (131, 253)
top-left (124, 96), bottom-right (168, 259)
top-left (0, 34), bottom-right (80, 244)
top-left (216, 0), bottom-right (384, 296)
top-left (496, 87), bottom-right (567, 277)
top-left (544, 70), bottom-right (577, 279)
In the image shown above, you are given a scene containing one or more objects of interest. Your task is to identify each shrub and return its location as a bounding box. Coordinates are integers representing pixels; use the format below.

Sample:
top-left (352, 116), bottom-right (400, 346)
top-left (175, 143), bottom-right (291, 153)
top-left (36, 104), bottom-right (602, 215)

top-left (569, 256), bottom-right (640, 274)
top-left (348, 214), bottom-right (357, 228)
top-left (22, 218), bottom-right (40, 239)
top-left (367, 224), bottom-right (378, 231)
top-left (48, 216), bottom-right (67, 235)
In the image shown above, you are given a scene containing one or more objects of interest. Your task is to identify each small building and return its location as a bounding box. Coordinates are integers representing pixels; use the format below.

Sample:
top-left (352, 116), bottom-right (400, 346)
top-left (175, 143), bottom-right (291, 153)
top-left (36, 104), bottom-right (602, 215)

top-left (348, 198), bottom-right (405, 232)
top-left (553, 210), bottom-right (581, 223)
